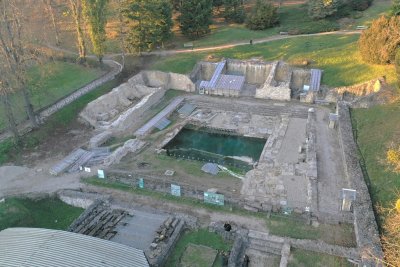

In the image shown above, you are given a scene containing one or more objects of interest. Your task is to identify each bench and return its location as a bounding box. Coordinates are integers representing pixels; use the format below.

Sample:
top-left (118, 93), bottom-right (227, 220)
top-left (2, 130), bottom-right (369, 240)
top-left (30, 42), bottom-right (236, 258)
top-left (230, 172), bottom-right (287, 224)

top-left (356, 26), bottom-right (368, 30)
top-left (183, 42), bottom-right (194, 48)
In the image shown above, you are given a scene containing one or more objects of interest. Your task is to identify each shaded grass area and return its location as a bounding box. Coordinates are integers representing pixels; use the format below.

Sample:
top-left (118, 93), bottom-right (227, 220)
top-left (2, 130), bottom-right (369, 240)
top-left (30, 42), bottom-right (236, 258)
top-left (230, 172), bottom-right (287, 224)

top-left (288, 248), bottom-right (355, 267)
top-left (0, 197), bottom-right (83, 231)
top-left (151, 34), bottom-right (396, 88)
top-left (165, 229), bottom-right (231, 267)
top-left (83, 177), bottom-right (356, 246)
top-left (351, 103), bottom-right (400, 217)
top-left (0, 61), bottom-right (103, 132)
top-left (352, 0), bottom-right (391, 27)
top-left (0, 79), bottom-right (120, 165)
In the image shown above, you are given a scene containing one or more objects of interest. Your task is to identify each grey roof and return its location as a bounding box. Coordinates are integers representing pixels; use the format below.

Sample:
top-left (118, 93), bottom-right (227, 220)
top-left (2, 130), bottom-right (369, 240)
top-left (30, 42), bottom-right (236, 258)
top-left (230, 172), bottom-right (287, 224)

top-left (201, 163), bottom-right (220, 175)
top-left (200, 61), bottom-right (226, 90)
top-left (135, 97), bottom-right (183, 136)
top-left (178, 103), bottom-right (196, 117)
top-left (154, 117), bottom-right (171, 130)
top-left (216, 74), bottom-right (245, 91)
top-left (310, 69), bottom-right (322, 92)
top-left (329, 113), bottom-right (339, 121)
top-left (0, 228), bottom-right (149, 267)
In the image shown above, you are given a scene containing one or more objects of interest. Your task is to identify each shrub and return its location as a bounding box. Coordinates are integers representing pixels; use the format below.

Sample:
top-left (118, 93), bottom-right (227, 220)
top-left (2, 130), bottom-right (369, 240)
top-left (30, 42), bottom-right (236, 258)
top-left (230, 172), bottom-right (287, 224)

top-left (348, 0), bottom-right (373, 11)
top-left (308, 0), bottom-right (340, 20)
top-left (246, 0), bottom-right (278, 30)
top-left (359, 16), bottom-right (400, 64)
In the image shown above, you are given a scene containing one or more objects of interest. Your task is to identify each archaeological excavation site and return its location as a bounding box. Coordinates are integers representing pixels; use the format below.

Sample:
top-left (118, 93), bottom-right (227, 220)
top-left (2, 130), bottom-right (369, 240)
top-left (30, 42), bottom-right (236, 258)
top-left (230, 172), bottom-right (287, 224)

top-left (45, 58), bottom-right (383, 266)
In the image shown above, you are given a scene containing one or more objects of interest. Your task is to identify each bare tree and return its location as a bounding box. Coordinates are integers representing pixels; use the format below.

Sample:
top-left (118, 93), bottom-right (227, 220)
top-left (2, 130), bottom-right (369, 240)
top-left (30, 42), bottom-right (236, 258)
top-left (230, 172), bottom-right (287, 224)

top-left (42, 0), bottom-right (61, 46)
top-left (68, 0), bottom-right (87, 62)
top-left (0, 79), bottom-right (19, 143)
top-left (0, 0), bottom-right (38, 128)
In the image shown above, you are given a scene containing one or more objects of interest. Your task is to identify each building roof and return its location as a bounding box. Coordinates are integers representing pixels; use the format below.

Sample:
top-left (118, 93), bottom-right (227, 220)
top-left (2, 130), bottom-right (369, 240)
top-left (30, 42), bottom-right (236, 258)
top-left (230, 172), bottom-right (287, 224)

top-left (0, 228), bottom-right (149, 267)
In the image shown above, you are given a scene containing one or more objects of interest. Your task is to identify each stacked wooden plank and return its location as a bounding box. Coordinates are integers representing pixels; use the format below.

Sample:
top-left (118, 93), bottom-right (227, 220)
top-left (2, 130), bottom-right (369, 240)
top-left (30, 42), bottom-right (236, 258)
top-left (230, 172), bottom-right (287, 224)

top-left (71, 203), bottom-right (128, 240)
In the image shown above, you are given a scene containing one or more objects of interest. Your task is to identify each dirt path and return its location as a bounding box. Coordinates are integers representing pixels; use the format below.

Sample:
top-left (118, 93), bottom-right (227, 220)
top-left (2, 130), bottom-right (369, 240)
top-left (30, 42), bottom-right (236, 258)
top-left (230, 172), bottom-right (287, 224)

top-left (0, 163), bottom-right (86, 198)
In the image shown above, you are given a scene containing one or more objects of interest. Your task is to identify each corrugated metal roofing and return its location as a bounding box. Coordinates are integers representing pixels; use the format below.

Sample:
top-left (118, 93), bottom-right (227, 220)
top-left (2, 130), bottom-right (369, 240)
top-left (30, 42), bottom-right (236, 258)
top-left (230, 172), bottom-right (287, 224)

top-left (178, 103), bottom-right (196, 117)
top-left (310, 69), bottom-right (322, 92)
top-left (154, 117), bottom-right (171, 130)
top-left (134, 97), bottom-right (183, 136)
top-left (0, 228), bottom-right (149, 267)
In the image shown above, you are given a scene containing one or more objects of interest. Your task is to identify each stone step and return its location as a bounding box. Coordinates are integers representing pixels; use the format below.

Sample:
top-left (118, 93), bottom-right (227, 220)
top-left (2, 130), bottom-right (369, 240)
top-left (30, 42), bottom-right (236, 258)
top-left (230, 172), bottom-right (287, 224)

top-left (247, 244), bottom-right (282, 256)
top-left (248, 230), bottom-right (285, 243)
top-left (249, 237), bottom-right (284, 250)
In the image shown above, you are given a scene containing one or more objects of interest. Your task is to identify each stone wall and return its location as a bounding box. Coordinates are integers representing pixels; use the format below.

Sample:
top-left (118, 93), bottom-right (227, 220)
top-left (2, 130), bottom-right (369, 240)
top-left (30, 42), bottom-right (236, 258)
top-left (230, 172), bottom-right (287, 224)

top-left (38, 60), bottom-right (122, 122)
top-left (337, 102), bottom-right (384, 266)
top-left (142, 71), bottom-right (196, 92)
top-left (255, 61), bottom-right (291, 101)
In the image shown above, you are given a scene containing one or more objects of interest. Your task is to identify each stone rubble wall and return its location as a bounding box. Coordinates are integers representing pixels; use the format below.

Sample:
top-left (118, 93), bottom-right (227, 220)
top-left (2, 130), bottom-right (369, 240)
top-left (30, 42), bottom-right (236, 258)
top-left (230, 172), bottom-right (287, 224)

top-left (57, 189), bottom-right (109, 209)
top-left (305, 109), bottom-right (318, 213)
top-left (226, 58), bottom-right (272, 84)
top-left (255, 61), bottom-right (291, 101)
top-left (103, 139), bottom-right (147, 166)
top-left (142, 71), bottom-right (196, 92)
top-left (337, 102), bottom-right (384, 266)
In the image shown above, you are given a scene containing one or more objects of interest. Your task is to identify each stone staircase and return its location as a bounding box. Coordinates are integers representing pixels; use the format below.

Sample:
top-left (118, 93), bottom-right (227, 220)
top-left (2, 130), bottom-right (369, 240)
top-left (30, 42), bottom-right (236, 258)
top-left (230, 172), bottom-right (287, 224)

top-left (247, 230), bottom-right (284, 255)
top-left (246, 230), bottom-right (291, 267)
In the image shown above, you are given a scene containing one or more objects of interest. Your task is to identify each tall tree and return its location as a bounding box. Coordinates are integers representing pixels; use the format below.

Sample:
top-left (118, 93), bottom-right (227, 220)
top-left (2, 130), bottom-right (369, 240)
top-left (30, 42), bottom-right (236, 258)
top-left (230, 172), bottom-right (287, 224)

top-left (223, 0), bottom-right (245, 23)
top-left (82, 0), bottom-right (109, 62)
top-left (0, 0), bottom-right (38, 128)
top-left (308, 0), bottom-right (340, 20)
top-left (179, 0), bottom-right (213, 38)
top-left (68, 0), bottom-right (87, 62)
top-left (123, 0), bottom-right (173, 53)
top-left (42, 0), bottom-right (61, 46)
top-left (246, 0), bottom-right (278, 30)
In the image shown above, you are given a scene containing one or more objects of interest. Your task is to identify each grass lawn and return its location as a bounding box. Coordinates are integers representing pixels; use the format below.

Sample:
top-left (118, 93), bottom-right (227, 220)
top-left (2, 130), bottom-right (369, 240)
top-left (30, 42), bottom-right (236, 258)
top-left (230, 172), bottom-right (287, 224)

top-left (288, 248), bottom-right (355, 267)
top-left (0, 197), bottom-right (84, 231)
top-left (351, 103), bottom-right (400, 219)
top-left (151, 34), bottom-right (396, 88)
top-left (165, 229), bottom-right (231, 267)
top-left (351, 0), bottom-right (391, 27)
top-left (0, 79), bottom-right (120, 165)
top-left (0, 61), bottom-right (104, 132)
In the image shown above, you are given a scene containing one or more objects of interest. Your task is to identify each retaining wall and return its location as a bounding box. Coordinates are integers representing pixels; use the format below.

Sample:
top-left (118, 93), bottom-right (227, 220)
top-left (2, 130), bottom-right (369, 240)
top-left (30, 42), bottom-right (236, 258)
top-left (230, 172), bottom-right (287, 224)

top-left (337, 102), bottom-right (383, 266)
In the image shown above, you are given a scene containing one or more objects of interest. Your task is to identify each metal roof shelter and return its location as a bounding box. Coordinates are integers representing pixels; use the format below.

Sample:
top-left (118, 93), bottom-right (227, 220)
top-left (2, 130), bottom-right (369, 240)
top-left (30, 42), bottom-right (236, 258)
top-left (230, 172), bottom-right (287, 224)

top-left (310, 69), bottom-right (322, 92)
top-left (215, 74), bottom-right (245, 92)
top-left (201, 163), bottom-right (220, 175)
top-left (178, 103), bottom-right (196, 117)
top-left (135, 97), bottom-right (183, 136)
top-left (0, 228), bottom-right (150, 267)
top-left (199, 60), bottom-right (226, 90)
top-left (154, 117), bottom-right (171, 130)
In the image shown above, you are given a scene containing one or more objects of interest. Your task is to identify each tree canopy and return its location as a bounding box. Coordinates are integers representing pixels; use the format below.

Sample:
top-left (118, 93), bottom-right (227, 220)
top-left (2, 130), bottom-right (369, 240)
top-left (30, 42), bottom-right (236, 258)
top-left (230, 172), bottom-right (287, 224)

top-left (358, 16), bottom-right (400, 64)
top-left (179, 0), bottom-right (213, 38)
top-left (82, 0), bottom-right (109, 61)
top-left (223, 0), bottom-right (245, 23)
top-left (246, 0), bottom-right (278, 30)
top-left (123, 0), bottom-right (172, 53)
top-left (307, 0), bottom-right (340, 20)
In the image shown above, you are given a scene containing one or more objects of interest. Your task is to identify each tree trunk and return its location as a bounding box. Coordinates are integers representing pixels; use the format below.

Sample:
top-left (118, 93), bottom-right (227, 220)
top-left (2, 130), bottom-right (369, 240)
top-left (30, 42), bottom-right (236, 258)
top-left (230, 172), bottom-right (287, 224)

top-left (1, 93), bottom-right (20, 144)
top-left (43, 0), bottom-right (61, 46)
top-left (69, 0), bottom-right (86, 62)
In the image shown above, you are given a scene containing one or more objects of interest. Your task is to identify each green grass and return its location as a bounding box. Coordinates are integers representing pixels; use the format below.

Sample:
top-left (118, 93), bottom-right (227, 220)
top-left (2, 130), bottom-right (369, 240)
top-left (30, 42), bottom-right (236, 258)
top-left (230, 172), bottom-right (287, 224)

top-left (152, 34), bottom-right (396, 87)
top-left (351, 103), bottom-right (400, 215)
top-left (0, 61), bottom-right (104, 132)
top-left (165, 229), bottom-right (231, 267)
top-left (288, 248), bottom-right (355, 267)
top-left (0, 79), bottom-right (120, 165)
top-left (352, 0), bottom-right (391, 27)
top-left (278, 4), bottom-right (339, 34)
top-left (0, 197), bottom-right (84, 231)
